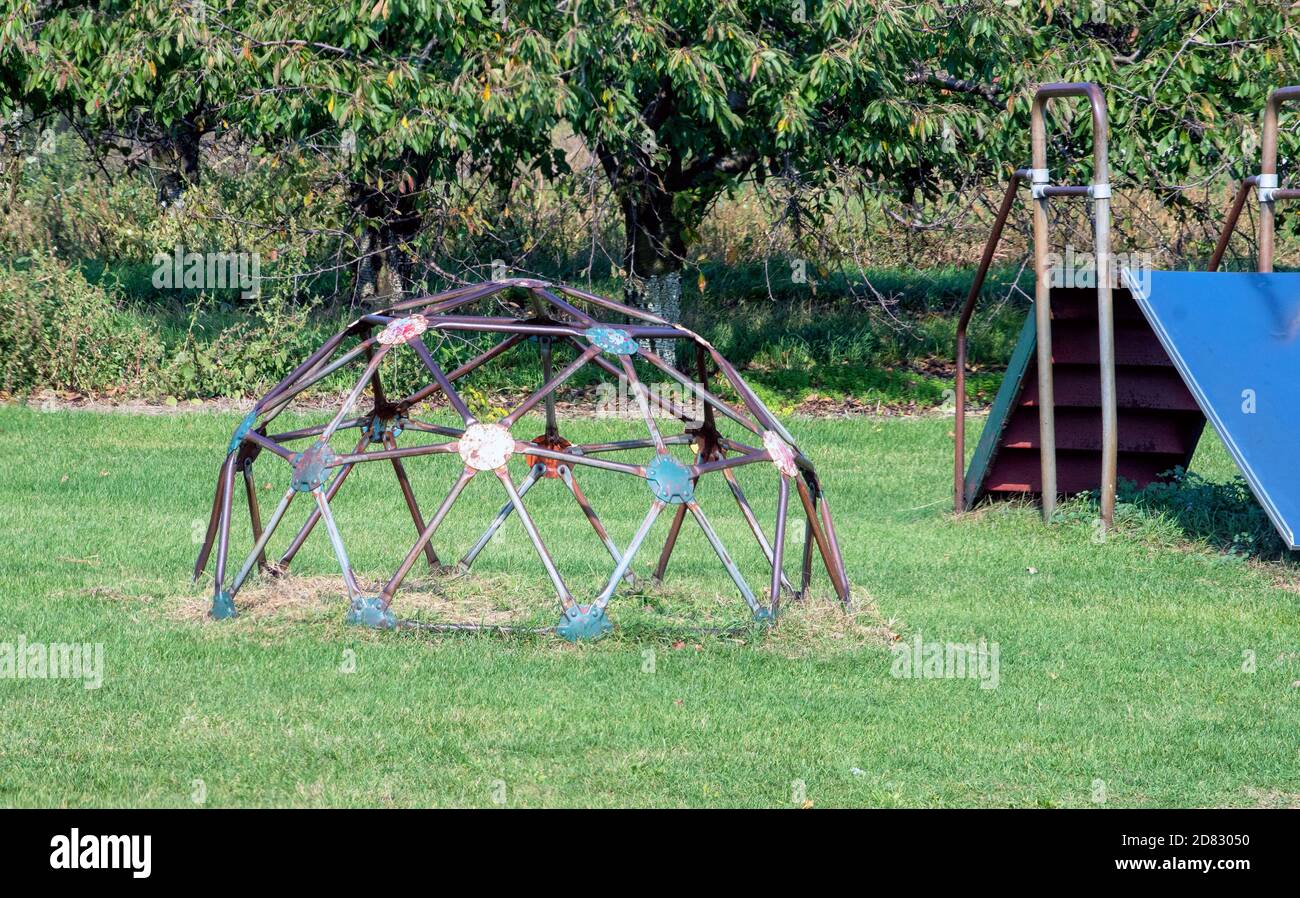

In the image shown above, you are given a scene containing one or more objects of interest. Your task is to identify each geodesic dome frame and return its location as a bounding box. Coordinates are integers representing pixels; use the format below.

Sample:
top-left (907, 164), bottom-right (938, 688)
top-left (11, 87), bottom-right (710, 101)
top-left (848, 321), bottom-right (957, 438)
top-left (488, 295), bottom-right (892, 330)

top-left (194, 278), bottom-right (851, 640)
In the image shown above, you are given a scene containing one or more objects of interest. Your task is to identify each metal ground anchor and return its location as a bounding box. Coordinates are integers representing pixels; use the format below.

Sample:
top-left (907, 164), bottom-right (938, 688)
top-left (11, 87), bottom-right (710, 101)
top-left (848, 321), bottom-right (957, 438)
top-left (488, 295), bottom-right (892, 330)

top-left (346, 597), bottom-right (397, 629)
top-left (210, 590), bottom-right (237, 620)
top-left (555, 605), bottom-right (613, 642)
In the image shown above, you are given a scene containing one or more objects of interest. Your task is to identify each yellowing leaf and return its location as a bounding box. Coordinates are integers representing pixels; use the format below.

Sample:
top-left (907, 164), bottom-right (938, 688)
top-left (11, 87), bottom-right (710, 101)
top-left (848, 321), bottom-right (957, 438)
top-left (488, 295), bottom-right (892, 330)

top-left (145, 60), bottom-right (156, 78)
top-left (401, 115), bottom-right (409, 128)
top-left (386, 71), bottom-right (395, 87)
top-left (482, 84), bottom-right (491, 102)
top-left (327, 95), bottom-right (334, 114)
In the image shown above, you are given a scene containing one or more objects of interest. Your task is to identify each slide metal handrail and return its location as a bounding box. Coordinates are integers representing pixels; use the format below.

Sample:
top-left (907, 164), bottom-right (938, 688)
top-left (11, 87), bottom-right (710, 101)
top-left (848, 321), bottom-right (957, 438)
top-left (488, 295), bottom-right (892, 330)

top-left (954, 83), bottom-right (1117, 528)
top-left (1211, 86), bottom-right (1300, 273)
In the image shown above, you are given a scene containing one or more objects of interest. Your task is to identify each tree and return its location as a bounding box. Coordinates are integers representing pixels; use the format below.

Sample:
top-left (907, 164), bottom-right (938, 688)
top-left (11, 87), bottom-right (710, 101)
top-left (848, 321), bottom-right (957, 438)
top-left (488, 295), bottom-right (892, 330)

top-left (216, 0), bottom-right (564, 301)
top-left (552, 0), bottom-right (917, 316)
top-left (13, 1), bottom-right (238, 203)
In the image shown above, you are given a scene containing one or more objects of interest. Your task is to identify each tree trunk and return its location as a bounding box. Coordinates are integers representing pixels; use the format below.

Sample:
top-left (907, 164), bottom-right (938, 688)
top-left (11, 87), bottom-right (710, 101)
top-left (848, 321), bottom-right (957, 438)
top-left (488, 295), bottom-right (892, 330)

top-left (157, 113), bottom-right (203, 206)
top-left (350, 181), bottom-right (423, 307)
top-left (623, 187), bottom-right (686, 365)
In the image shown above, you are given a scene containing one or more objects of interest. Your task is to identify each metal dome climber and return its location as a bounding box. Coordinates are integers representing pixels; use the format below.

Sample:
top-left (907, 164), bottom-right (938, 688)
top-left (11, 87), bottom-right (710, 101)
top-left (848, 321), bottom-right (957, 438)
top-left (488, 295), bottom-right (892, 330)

top-left (193, 278), bottom-right (852, 641)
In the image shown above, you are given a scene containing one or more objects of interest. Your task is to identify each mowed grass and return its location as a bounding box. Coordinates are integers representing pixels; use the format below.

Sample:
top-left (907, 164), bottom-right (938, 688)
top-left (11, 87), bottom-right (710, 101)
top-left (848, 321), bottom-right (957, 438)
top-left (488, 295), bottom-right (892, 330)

top-left (0, 404), bottom-right (1297, 808)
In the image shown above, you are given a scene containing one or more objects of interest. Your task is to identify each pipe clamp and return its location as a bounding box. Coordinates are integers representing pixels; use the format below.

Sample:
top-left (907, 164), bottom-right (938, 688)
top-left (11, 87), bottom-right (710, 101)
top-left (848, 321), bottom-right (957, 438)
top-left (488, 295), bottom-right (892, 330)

top-left (1259, 173), bottom-right (1280, 204)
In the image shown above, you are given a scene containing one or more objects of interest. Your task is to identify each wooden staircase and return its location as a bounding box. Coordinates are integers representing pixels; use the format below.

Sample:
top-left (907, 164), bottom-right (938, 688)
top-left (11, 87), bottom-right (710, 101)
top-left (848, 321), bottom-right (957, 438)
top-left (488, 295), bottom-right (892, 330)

top-left (964, 287), bottom-right (1207, 504)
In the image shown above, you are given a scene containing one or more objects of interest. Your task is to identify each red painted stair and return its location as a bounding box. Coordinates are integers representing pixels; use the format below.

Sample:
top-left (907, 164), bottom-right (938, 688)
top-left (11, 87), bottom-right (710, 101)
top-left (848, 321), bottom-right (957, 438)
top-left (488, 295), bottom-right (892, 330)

top-left (967, 287), bottom-right (1207, 502)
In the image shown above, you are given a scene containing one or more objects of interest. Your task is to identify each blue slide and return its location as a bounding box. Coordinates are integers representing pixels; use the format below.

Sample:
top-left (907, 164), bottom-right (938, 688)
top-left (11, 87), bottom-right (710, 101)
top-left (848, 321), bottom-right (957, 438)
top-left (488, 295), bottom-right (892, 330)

top-left (1125, 269), bottom-right (1300, 549)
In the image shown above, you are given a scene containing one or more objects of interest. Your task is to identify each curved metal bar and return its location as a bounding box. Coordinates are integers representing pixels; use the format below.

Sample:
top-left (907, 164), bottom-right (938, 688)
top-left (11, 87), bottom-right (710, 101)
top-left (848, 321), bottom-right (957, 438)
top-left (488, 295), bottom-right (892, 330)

top-left (229, 487), bottom-right (296, 598)
top-left (193, 455), bottom-right (231, 582)
top-left (554, 283), bottom-right (673, 325)
top-left (571, 338), bottom-right (704, 425)
top-left (409, 338), bottom-right (475, 424)
top-left (459, 464), bottom-right (544, 570)
top-left (241, 457), bottom-right (268, 572)
top-left (560, 465), bottom-right (636, 584)
top-left (501, 344), bottom-right (600, 427)
top-left (267, 418), bottom-right (365, 443)
top-left (494, 467), bottom-right (573, 609)
top-left (530, 286), bottom-right (596, 326)
top-left (721, 467), bottom-right (794, 596)
top-left (329, 441), bottom-right (459, 466)
top-left (692, 451), bottom-right (768, 477)
top-left (686, 501), bottom-right (760, 614)
top-left (594, 500), bottom-right (665, 608)
top-left (1030, 81), bottom-right (1114, 526)
top-left (1258, 86), bottom-right (1300, 272)
top-left (384, 431), bottom-right (440, 569)
top-left (617, 354), bottom-right (667, 453)
top-left (379, 466), bottom-right (476, 606)
top-left (516, 443), bottom-right (645, 476)
top-left (245, 430), bottom-right (296, 462)
top-left (770, 476), bottom-right (791, 609)
top-left (638, 347), bottom-right (762, 434)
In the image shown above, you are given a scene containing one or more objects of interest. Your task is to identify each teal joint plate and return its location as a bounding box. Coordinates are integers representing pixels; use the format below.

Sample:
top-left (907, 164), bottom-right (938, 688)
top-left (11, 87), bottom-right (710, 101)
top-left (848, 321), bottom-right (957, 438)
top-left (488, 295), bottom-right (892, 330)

top-left (587, 326), bottom-right (639, 356)
top-left (555, 606), bottom-right (612, 641)
top-left (346, 597), bottom-right (397, 629)
top-left (368, 415), bottom-right (405, 444)
top-left (645, 453), bottom-right (694, 504)
top-left (228, 410), bottom-right (258, 455)
top-left (291, 440), bottom-right (337, 492)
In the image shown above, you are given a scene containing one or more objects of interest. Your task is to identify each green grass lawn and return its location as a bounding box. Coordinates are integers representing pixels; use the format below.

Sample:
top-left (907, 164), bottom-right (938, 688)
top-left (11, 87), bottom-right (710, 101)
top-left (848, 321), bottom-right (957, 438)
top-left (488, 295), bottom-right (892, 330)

top-left (0, 404), bottom-right (1297, 807)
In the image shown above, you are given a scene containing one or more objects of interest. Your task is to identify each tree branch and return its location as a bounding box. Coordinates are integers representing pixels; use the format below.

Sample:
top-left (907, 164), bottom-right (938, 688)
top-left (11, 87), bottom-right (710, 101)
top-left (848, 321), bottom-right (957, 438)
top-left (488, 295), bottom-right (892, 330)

top-left (907, 69), bottom-right (1003, 110)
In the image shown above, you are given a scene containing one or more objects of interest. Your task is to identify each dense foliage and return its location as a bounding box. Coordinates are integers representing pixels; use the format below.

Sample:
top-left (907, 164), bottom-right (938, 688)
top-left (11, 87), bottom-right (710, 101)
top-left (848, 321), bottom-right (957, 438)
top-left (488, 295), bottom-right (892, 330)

top-left (6, 1), bottom-right (1299, 284)
top-left (1, 2), bottom-right (1299, 398)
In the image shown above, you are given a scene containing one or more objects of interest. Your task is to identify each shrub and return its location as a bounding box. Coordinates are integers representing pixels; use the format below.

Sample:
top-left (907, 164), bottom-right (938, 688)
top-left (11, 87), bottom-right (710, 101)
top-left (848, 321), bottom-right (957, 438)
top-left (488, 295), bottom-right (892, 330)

top-left (0, 253), bottom-right (163, 395)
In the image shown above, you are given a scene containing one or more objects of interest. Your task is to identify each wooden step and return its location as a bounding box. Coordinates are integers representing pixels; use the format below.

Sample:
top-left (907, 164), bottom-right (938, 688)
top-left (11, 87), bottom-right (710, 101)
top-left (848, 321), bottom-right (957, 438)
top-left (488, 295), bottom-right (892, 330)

top-left (1049, 287), bottom-right (1146, 322)
top-left (963, 286), bottom-right (1207, 505)
top-left (1020, 364), bottom-right (1200, 411)
top-left (999, 408), bottom-right (1203, 454)
top-left (1048, 320), bottom-right (1178, 367)
top-left (984, 448), bottom-right (1188, 494)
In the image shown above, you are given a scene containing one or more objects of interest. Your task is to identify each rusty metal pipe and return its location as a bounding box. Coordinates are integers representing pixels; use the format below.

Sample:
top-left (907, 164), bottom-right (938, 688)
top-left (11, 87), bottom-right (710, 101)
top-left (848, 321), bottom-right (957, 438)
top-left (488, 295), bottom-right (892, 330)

top-left (954, 170), bottom-right (1027, 513)
top-left (770, 476), bottom-right (790, 610)
top-left (1209, 176), bottom-right (1260, 272)
top-left (1259, 86), bottom-right (1300, 272)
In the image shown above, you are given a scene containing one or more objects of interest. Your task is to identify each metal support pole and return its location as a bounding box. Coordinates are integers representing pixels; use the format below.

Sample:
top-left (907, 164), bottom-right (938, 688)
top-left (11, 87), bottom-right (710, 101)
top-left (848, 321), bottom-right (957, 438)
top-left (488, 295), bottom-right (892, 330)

top-left (1030, 103), bottom-right (1058, 520)
top-left (770, 476), bottom-right (791, 611)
